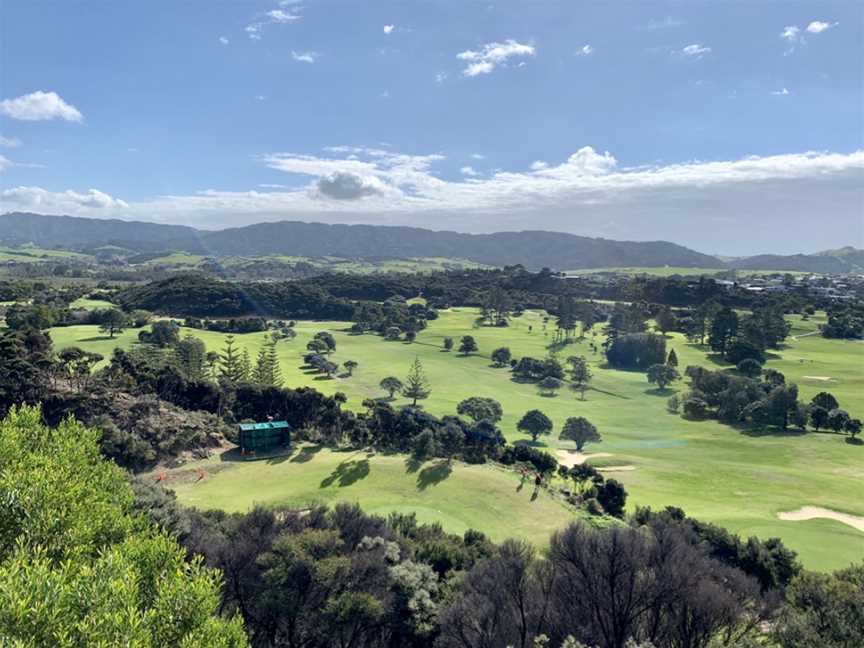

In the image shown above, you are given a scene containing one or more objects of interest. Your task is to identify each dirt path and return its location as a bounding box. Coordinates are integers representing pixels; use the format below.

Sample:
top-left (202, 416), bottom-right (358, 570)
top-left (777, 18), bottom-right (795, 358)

top-left (790, 330), bottom-right (819, 341)
top-left (777, 506), bottom-right (864, 533)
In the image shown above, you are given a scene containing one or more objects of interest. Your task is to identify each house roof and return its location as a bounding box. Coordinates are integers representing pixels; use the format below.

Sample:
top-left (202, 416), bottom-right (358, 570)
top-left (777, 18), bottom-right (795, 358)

top-left (238, 420), bottom-right (290, 431)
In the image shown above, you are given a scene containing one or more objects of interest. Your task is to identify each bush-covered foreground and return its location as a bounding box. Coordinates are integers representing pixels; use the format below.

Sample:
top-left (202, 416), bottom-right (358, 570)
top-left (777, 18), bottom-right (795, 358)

top-left (4, 407), bottom-right (862, 648)
top-left (0, 406), bottom-right (247, 647)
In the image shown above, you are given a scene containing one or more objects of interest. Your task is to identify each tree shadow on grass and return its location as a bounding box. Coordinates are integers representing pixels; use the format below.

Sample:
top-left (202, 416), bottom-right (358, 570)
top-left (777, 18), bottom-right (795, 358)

top-left (320, 458), bottom-right (370, 488)
top-left (586, 386), bottom-right (631, 400)
top-left (514, 438), bottom-right (549, 449)
top-left (79, 335), bottom-right (114, 342)
top-left (739, 425), bottom-right (807, 438)
top-left (404, 455), bottom-right (423, 474)
top-left (290, 444), bottom-right (323, 463)
top-left (644, 387), bottom-right (675, 397)
top-left (845, 437), bottom-right (863, 446)
top-left (416, 460), bottom-right (452, 490)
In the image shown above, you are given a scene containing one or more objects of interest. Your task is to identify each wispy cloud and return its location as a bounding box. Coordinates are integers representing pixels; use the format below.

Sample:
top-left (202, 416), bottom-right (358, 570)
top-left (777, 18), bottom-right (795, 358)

top-left (771, 88), bottom-right (790, 96)
top-left (457, 40), bottom-right (536, 77)
top-left (576, 44), bottom-right (594, 56)
top-left (0, 91), bottom-right (83, 122)
top-left (638, 16), bottom-right (685, 31)
top-left (383, 24), bottom-right (395, 35)
top-left (291, 50), bottom-right (318, 63)
top-left (246, 3), bottom-right (303, 40)
top-left (781, 25), bottom-right (801, 43)
top-left (218, 36), bottom-right (229, 45)
top-left (806, 20), bottom-right (838, 34)
top-left (0, 135), bottom-right (21, 148)
top-left (6, 148), bottom-right (862, 254)
top-left (680, 44), bottom-right (711, 59)
top-left (460, 165), bottom-right (480, 177)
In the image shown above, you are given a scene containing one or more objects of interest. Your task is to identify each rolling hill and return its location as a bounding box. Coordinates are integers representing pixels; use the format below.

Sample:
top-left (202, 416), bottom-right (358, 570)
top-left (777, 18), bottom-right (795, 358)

top-left (0, 212), bottom-right (723, 270)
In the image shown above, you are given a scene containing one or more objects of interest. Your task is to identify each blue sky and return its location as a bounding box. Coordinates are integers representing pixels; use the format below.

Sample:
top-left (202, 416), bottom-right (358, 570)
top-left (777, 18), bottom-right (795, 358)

top-left (1, 0), bottom-right (862, 255)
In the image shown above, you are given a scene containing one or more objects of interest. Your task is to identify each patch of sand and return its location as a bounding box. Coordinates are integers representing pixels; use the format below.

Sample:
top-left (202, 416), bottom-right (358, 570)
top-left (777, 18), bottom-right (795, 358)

top-left (598, 466), bottom-right (635, 472)
top-left (802, 376), bottom-right (834, 381)
top-left (557, 450), bottom-right (611, 468)
top-left (777, 506), bottom-right (864, 533)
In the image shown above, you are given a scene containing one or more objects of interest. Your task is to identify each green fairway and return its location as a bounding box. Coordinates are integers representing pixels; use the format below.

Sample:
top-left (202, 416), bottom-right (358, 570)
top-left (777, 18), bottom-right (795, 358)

top-left (165, 446), bottom-right (580, 546)
top-left (50, 309), bottom-right (864, 570)
top-left (69, 297), bottom-right (115, 310)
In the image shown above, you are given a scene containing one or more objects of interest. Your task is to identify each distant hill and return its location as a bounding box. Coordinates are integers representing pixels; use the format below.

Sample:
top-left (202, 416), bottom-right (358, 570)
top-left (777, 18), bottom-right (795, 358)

top-left (729, 247), bottom-right (864, 274)
top-left (0, 212), bottom-right (724, 270)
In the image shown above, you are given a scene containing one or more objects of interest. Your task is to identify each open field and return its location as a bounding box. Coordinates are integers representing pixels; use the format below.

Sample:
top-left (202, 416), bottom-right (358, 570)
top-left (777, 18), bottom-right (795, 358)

top-left (164, 445), bottom-right (586, 546)
top-left (49, 309), bottom-right (864, 570)
top-left (69, 296), bottom-right (116, 310)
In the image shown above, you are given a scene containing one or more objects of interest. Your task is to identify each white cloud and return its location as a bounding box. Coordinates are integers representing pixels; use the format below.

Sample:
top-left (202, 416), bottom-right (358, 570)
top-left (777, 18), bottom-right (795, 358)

top-left (806, 20), bottom-right (838, 34)
top-left (1, 186), bottom-right (128, 211)
top-left (771, 88), bottom-right (790, 96)
top-left (0, 91), bottom-right (83, 122)
top-left (460, 165), bottom-right (480, 177)
top-left (457, 39), bottom-right (536, 77)
top-left (681, 44), bottom-right (710, 59)
top-left (267, 9), bottom-right (301, 23)
top-left (246, 24), bottom-right (262, 40)
top-left (576, 44), bottom-right (594, 56)
top-left (255, 95), bottom-right (267, 101)
top-left (0, 155), bottom-right (12, 172)
top-left (127, 147), bottom-right (139, 152)
top-left (530, 160), bottom-right (548, 171)
top-left (781, 25), bottom-right (801, 43)
top-left (470, 153), bottom-right (485, 160)
top-left (219, 36), bottom-right (229, 45)
top-left (639, 16), bottom-right (685, 31)
top-left (246, 4), bottom-right (302, 40)
top-left (9, 148), bottom-right (862, 255)
top-left (383, 24), bottom-right (395, 35)
top-left (291, 50), bottom-right (318, 63)
top-left (0, 135), bottom-right (21, 148)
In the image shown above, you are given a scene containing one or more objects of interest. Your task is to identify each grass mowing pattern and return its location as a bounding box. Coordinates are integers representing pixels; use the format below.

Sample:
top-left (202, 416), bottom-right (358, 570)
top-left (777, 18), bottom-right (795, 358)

top-left (50, 309), bottom-right (864, 570)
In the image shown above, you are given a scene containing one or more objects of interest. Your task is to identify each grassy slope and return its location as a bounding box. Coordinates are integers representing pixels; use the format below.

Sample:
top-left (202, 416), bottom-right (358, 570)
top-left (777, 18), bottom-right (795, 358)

top-left (50, 310), bottom-right (864, 570)
top-left (168, 446), bottom-right (580, 546)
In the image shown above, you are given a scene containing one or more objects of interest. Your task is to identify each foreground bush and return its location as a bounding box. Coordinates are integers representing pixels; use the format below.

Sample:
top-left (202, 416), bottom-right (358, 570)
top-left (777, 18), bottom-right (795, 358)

top-left (0, 406), bottom-right (247, 646)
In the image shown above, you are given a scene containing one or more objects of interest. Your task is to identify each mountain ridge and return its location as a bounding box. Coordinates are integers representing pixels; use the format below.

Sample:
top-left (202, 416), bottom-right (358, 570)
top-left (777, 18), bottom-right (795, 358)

top-left (1, 211), bottom-right (860, 272)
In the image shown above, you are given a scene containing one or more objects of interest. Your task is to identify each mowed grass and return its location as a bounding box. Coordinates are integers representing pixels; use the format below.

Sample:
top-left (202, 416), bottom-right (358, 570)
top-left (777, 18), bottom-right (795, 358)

top-left (69, 297), bottom-right (116, 310)
top-left (167, 446), bottom-right (580, 546)
top-left (50, 309), bottom-right (864, 570)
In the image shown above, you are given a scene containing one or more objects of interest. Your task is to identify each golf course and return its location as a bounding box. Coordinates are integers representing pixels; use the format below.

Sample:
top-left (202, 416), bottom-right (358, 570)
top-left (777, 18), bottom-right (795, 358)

top-left (49, 307), bottom-right (864, 571)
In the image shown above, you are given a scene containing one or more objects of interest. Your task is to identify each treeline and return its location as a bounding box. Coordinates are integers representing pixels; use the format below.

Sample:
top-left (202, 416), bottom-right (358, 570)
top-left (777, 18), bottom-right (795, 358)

top-left (822, 302), bottom-right (864, 339)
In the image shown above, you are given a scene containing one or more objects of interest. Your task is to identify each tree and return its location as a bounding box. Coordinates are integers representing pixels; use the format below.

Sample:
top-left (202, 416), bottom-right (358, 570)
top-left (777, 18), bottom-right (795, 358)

top-left (654, 306), bottom-right (677, 336)
top-left (402, 357), bottom-right (431, 406)
top-left (737, 358), bottom-right (763, 378)
top-left (566, 356), bottom-right (592, 400)
top-left (646, 363), bottom-right (680, 390)
top-left (667, 348), bottom-right (678, 367)
top-left (139, 320), bottom-right (180, 347)
top-left (95, 308), bottom-right (128, 339)
top-left (517, 409), bottom-right (553, 442)
top-left (173, 334), bottom-right (207, 381)
top-left (457, 397), bottom-right (503, 423)
top-left (560, 417), bottom-right (601, 451)
top-left (491, 347), bottom-right (511, 367)
top-left (239, 348), bottom-right (253, 382)
top-left (811, 392), bottom-right (839, 412)
top-left (252, 338), bottom-right (282, 387)
top-left (605, 333), bottom-right (666, 370)
top-left (0, 406), bottom-right (247, 646)
top-left (443, 337), bottom-right (454, 351)
top-left (709, 307), bottom-right (739, 355)
top-left (538, 376), bottom-right (563, 396)
top-left (307, 338), bottom-right (328, 354)
top-left (219, 334), bottom-right (245, 383)
top-left (844, 417), bottom-right (862, 440)
top-left (596, 479), bottom-right (627, 517)
top-left (458, 335), bottom-right (478, 356)
top-left (385, 326), bottom-right (402, 341)
top-left (826, 408), bottom-right (851, 434)
top-left (379, 376), bottom-right (403, 399)
top-left (405, 330), bottom-right (417, 343)
top-left (344, 360), bottom-right (358, 376)
top-left (313, 331), bottom-right (336, 354)
top-left (809, 405), bottom-right (829, 432)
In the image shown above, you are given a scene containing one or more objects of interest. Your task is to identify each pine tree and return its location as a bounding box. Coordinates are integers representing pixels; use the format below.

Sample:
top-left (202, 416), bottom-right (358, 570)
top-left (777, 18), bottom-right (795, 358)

top-left (252, 337), bottom-right (283, 387)
top-left (219, 335), bottom-right (244, 383)
top-left (239, 348), bottom-right (252, 382)
top-left (267, 336), bottom-right (283, 387)
top-left (402, 356), bottom-right (431, 406)
top-left (667, 349), bottom-right (679, 367)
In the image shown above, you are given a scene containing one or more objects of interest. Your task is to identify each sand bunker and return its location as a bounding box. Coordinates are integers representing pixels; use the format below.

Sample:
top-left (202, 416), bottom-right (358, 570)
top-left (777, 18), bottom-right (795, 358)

top-left (556, 450), bottom-right (611, 468)
top-left (777, 506), bottom-right (864, 533)
top-left (802, 376), bottom-right (834, 381)
top-left (597, 465), bottom-right (635, 472)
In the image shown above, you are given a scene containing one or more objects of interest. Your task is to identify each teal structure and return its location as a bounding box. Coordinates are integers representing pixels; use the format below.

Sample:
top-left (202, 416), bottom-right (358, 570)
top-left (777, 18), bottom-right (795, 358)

top-left (238, 420), bottom-right (290, 455)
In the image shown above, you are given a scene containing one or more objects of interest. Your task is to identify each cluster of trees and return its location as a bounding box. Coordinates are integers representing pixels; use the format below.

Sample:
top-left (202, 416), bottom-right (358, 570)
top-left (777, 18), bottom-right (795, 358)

top-left (352, 298), bottom-right (436, 337)
top-left (688, 304), bottom-right (791, 367)
top-left (822, 303), bottom-right (864, 339)
top-left (183, 315), bottom-right (270, 334)
top-left (671, 366), bottom-right (862, 439)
